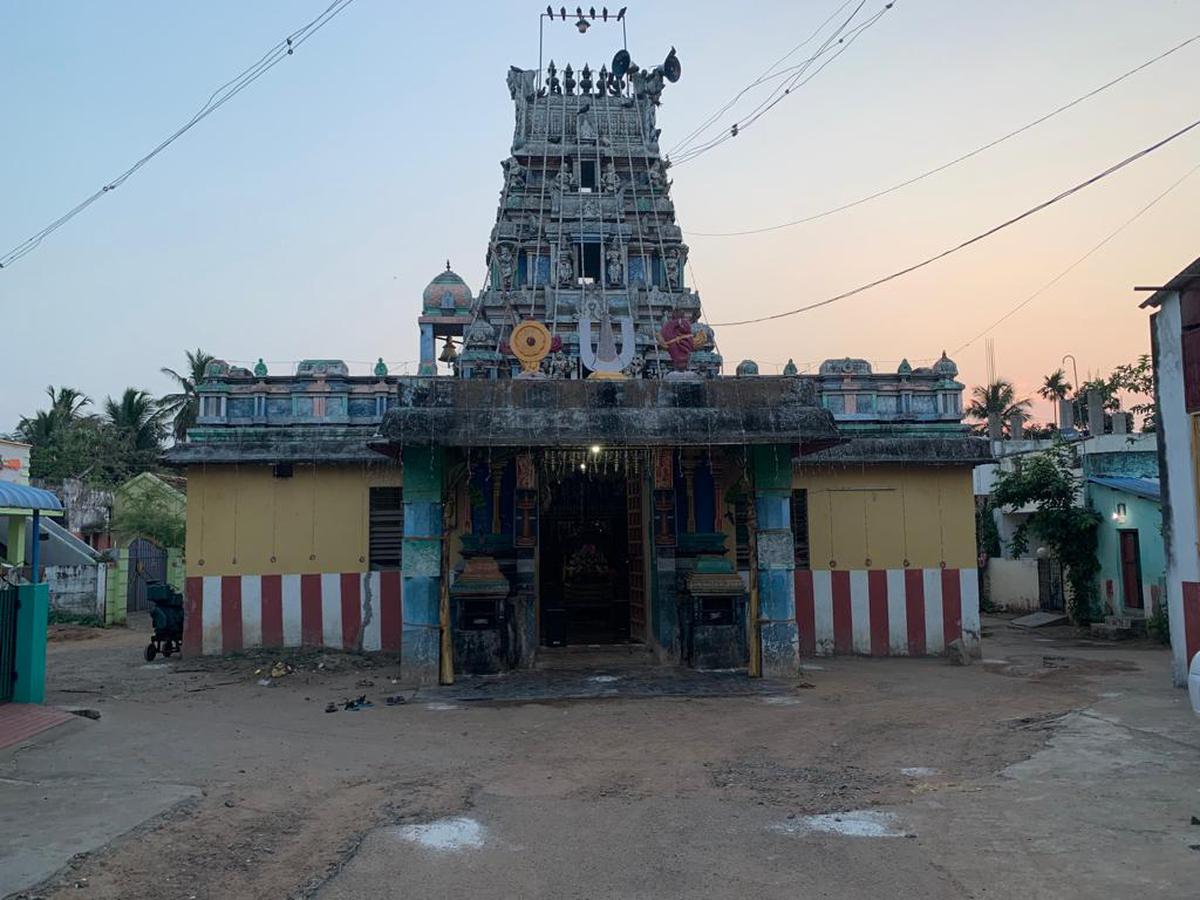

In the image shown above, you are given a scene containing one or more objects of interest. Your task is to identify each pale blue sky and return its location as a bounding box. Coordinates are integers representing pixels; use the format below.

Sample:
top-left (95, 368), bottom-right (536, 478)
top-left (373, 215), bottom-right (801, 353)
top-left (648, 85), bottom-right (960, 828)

top-left (4, 0), bottom-right (1199, 431)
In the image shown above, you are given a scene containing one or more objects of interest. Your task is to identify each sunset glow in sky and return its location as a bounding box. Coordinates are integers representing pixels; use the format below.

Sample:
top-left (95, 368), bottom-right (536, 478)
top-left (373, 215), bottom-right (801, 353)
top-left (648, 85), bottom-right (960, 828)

top-left (4, 0), bottom-right (1198, 430)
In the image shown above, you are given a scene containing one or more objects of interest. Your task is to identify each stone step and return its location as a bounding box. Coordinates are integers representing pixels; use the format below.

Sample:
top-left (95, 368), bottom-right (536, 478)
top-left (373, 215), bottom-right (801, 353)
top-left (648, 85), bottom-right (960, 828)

top-left (535, 643), bottom-right (658, 671)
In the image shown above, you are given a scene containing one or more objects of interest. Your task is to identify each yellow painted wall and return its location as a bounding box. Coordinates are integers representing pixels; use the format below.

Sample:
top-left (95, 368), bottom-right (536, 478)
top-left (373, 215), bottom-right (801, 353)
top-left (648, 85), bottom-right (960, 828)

top-left (794, 465), bottom-right (976, 569)
top-left (185, 463), bottom-right (403, 577)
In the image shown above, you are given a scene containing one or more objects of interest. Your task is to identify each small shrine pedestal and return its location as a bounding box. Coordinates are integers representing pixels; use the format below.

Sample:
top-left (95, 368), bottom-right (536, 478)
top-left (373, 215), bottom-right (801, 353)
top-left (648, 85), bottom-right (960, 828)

top-left (686, 554), bottom-right (749, 670)
top-left (450, 547), bottom-right (511, 675)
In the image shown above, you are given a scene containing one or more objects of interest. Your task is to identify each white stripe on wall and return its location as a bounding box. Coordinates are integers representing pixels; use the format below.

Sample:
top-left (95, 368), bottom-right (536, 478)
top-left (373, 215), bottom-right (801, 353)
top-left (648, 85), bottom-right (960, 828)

top-left (886, 569), bottom-right (908, 655)
top-left (362, 572), bottom-right (382, 652)
top-left (812, 570), bottom-right (834, 656)
top-left (281, 574), bottom-right (302, 647)
top-left (849, 569), bottom-right (871, 654)
top-left (321, 572), bottom-right (343, 650)
top-left (201, 576), bottom-right (222, 656)
top-left (923, 568), bottom-right (944, 653)
top-left (241, 575), bottom-right (262, 649)
top-left (960, 568), bottom-right (981, 652)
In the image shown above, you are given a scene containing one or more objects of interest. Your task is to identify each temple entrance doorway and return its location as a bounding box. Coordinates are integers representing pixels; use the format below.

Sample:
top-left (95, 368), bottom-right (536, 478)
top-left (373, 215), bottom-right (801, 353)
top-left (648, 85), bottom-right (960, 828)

top-left (539, 458), bottom-right (646, 647)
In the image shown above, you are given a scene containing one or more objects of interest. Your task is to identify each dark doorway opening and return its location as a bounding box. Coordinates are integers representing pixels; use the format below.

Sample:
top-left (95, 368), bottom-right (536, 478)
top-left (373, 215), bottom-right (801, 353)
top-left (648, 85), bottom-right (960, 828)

top-left (540, 468), bottom-right (635, 646)
top-left (1118, 529), bottom-right (1144, 610)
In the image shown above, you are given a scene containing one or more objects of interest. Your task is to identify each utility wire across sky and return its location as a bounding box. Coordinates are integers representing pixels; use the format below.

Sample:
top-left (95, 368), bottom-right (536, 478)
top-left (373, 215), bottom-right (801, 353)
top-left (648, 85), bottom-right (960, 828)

top-left (672, 1), bottom-right (895, 167)
top-left (686, 30), bottom-right (1200, 237)
top-left (0, 0), bottom-right (358, 271)
top-left (708, 114), bottom-right (1200, 327)
top-left (951, 159), bottom-right (1200, 355)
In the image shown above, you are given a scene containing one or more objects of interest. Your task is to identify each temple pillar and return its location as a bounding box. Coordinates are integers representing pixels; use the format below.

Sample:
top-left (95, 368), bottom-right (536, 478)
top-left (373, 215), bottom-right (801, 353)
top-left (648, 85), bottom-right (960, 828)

top-left (752, 444), bottom-right (799, 677)
top-left (513, 454), bottom-right (538, 667)
top-left (650, 449), bottom-right (680, 660)
top-left (401, 445), bottom-right (444, 683)
top-left (418, 323), bottom-right (437, 376)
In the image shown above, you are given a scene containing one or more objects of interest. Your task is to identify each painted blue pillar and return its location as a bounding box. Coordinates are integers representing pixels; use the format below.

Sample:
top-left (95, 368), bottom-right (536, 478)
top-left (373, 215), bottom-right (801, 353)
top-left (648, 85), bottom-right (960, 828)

top-left (418, 323), bottom-right (437, 376)
top-left (752, 445), bottom-right (799, 677)
top-left (401, 446), bottom-right (444, 684)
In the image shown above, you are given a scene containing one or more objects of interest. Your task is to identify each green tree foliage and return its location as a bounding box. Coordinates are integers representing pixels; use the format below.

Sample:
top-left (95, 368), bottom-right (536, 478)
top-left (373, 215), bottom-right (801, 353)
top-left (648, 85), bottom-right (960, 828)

top-left (160, 349), bottom-right (215, 443)
top-left (1110, 354), bottom-right (1156, 432)
top-left (111, 484), bottom-right (185, 548)
top-left (991, 441), bottom-right (1101, 624)
top-left (1038, 368), bottom-right (1071, 426)
top-left (15, 384), bottom-right (166, 486)
top-left (966, 379), bottom-right (1031, 435)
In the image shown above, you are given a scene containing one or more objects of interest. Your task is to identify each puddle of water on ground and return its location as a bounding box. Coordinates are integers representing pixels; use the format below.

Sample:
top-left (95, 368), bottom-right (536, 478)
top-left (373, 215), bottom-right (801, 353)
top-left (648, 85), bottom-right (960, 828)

top-left (392, 817), bottom-right (487, 851)
top-left (588, 675), bottom-right (621, 683)
top-left (981, 659), bottom-right (1009, 665)
top-left (900, 767), bottom-right (938, 777)
top-left (1099, 691), bottom-right (1124, 699)
top-left (141, 663), bottom-right (169, 670)
top-left (761, 696), bottom-right (803, 706)
top-left (424, 703), bottom-right (463, 711)
top-left (800, 664), bottom-right (825, 671)
top-left (773, 810), bottom-right (904, 838)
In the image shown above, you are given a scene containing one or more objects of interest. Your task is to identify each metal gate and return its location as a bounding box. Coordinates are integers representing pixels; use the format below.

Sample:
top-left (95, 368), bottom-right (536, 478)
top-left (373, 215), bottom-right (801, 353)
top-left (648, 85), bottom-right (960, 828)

top-left (1038, 557), bottom-right (1065, 612)
top-left (127, 538), bottom-right (167, 613)
top-left (1, 585), bottom-right (17, 704)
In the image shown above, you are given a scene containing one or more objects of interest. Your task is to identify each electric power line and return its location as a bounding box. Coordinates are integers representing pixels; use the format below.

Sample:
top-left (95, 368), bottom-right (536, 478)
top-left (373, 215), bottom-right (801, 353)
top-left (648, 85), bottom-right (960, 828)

top-left (0, 0), bottom-right (358, 270)
top-left (674, 2), bottom-right (894, 167)
top-left (952, 159), bottom-right (1200, 354)
top-left (669, 0), bottom-right (860, 158)
top-left (686, 30), bottom-right (1200, 237)
top-left (708, 114), bottom-right (1200, 327)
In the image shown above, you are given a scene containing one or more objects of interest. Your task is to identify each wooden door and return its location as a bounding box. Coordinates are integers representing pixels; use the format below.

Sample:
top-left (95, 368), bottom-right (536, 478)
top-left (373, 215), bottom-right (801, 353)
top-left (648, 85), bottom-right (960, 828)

top-left (1118, 530), bottom-right (1144, 610)
top-left (627, 459), bottom-right (646, 642)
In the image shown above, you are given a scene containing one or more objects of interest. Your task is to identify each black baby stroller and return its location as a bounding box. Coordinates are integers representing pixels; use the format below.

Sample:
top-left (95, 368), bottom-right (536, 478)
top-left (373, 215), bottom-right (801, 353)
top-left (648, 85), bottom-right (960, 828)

top-left (144, 581), bottom-right (185, 661)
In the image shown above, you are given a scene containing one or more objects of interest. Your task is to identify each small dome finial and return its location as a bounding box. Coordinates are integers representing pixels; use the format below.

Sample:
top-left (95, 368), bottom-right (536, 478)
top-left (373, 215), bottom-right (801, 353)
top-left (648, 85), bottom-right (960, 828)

top-left (446, 259), bottom-right (451, 271)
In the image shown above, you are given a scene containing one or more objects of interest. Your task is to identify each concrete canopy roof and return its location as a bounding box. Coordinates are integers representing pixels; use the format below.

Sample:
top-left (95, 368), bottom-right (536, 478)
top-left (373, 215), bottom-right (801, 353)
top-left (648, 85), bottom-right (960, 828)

top-left (1139, 255), bottom-right (1200, 308)
top-left (0, 482), bottom-right (63, 514)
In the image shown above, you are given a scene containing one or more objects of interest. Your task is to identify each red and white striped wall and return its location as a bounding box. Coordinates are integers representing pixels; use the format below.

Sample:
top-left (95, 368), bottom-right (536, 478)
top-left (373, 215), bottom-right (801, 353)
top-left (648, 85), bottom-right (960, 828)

top-left (794, 568), bottom-right (980, 657)
top-left (182, 572), bottom-right (402, 657)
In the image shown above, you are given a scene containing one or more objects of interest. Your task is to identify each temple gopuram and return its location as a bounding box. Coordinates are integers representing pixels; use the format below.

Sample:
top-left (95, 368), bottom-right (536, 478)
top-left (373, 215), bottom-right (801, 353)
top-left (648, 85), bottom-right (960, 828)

top-left (167, 33), bottom-right (990, 682)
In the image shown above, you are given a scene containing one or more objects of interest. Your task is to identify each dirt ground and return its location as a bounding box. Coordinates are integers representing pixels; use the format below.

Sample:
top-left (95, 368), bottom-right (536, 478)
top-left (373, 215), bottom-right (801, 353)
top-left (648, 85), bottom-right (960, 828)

top-left (3, 614), bottom-right (1198, 899)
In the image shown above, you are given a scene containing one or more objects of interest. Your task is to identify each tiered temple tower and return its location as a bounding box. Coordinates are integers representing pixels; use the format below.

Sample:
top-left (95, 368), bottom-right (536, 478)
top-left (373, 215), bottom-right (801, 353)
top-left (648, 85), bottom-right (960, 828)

top-left (420, 49), bottom-right (720, 381)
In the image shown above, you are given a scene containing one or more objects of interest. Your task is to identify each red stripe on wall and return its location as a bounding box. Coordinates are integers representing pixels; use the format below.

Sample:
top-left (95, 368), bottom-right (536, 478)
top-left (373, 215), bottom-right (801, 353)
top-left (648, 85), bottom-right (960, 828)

top-left (183, 577), bottom-right (203, 657)
top-left (941, 568), bottom-right (962, 648)
top-left (1183, 582), bottom-right (1200, 669)
top-left (380, 570), bottom-right (402, 654)
top-left (831, 570), bottom-right (852, 655)
top-left (260, 574), bottom-right (283, 648)
top-left (300, 573), bottom-right (323, 647)
top-left (220, 576), bottom-right (243, 654)
top-left (868, 570), bottom-right (889, 656)
top-left (341, 573), bottom-right (362, 651)
top-left (794, 570), bottom-right (816, 657)
top-left (904, 569), bottom-right (926, 656)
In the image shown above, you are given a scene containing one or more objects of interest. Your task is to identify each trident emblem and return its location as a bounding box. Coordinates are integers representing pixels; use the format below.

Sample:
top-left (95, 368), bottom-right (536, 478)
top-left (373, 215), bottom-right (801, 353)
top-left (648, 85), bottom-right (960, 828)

top-left (578, 292), bottom-right (635, 379)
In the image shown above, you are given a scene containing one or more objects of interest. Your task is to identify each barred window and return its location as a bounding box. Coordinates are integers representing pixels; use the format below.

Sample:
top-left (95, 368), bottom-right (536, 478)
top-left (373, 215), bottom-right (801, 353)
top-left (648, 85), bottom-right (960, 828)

top-left (791, 489), bottom-right (810, 570)
top-left (368, 487), bottom-right (404, 570)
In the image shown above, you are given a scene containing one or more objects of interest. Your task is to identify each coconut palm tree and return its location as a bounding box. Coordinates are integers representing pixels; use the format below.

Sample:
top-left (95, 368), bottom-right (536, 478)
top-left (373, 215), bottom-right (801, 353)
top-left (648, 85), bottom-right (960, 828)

top-left (1038, 368), bottom-right (1072, 425)
top-left (159, 348), bottom-right (214, 443)
top-left (966, 379), bottom-right (1031, 432)
top-left (104, 388), bottom-right (167, 453)
top-left (16, 385), bottom-right (91, 443)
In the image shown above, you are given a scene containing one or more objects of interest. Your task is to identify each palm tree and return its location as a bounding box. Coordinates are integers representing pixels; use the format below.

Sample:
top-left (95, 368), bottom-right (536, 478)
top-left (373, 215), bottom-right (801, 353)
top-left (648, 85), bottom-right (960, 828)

top-left (16, 385), bottom-right (91, 443)
top-left (1038, 368), bottom-right (1072, 425)
top-left (160, 348), bottom-right (214, 443)
top-left (104, 388), bottom-right (167, 452)
top-left (966, 379), bottom-right (1031, 432)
